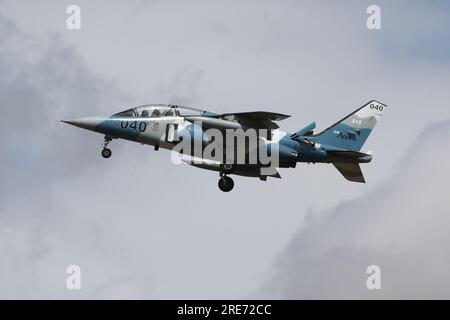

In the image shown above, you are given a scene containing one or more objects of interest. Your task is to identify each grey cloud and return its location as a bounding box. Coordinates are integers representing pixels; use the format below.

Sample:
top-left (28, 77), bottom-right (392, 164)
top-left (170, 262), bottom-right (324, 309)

top-left (264, 121), bottom-right (450, 299)
top-left (0, 14), bottom-right (148, 298)
top-left (156, 66), bottom-right (204, 105)
top-left (0, 10), bottom-right (300, 299)
top-left (2, 0), bottom-right (450, 299)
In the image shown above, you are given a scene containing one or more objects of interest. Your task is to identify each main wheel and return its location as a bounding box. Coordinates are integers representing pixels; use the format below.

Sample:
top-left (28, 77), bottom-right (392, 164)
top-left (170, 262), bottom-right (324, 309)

top-left (218, 176), bottom-right (234, 192)
top-left (101, 148), bottom-right (112, 159)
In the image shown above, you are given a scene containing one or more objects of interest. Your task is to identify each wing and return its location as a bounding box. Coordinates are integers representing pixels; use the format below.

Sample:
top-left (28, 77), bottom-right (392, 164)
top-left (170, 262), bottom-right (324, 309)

top-left (333, 163), bottom-right (366, 183)
top-left (219, 111), bottom-right (290, 129)
top-left (185, 111), bottom-right (289, 130)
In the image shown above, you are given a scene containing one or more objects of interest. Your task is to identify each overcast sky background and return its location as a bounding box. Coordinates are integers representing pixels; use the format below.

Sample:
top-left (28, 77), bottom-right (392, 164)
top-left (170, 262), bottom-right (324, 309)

top-left (1, 0), bottom-right (450, 299)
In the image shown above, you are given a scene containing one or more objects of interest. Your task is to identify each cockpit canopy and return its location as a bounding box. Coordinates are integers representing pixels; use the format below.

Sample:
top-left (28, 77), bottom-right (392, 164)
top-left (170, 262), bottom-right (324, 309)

top-left (112, 104), bottom-right (206, 118)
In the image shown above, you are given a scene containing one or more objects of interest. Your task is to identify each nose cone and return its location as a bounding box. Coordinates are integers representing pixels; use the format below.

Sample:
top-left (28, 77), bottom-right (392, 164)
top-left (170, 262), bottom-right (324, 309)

top-left (61, 116), bottom-right (105, 131)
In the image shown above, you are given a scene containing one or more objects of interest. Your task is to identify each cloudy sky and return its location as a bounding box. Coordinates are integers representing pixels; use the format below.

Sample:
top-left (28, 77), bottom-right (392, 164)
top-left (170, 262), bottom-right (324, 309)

top-left (1, 0), bottom-right (450, 299)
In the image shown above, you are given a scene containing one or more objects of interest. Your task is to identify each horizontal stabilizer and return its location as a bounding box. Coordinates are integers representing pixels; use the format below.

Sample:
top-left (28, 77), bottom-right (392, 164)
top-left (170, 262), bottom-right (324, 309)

top-left (326, 150), bottom-right (373, 163)
top-left (291, 122), bottom-right (316, 139)
top-left (333, 163), bottom-right (365, 183)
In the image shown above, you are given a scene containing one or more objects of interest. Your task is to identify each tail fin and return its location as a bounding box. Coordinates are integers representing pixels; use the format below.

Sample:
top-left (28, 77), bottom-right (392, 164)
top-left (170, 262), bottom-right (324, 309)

top-left (312, 100), bottom-right (386, 151)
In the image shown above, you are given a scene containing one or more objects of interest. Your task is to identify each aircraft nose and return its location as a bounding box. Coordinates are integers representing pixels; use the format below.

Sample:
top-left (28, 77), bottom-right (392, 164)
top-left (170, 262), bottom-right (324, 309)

top-left (61, 116), bottom-right (105, 131)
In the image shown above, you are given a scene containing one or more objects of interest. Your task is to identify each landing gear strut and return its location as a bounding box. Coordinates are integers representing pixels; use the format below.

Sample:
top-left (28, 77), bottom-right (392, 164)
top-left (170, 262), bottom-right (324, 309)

top-left (101, 137), bottom-right (112, 159)
top-left (221, 163), bottom-right (234, 175)
top-left (218, 173), bottom-right (234, 192)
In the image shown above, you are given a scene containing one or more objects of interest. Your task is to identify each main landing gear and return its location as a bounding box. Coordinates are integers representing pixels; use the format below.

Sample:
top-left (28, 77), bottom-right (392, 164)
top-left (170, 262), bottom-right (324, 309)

top-left (101, 136), bottom-right (112, 159)
top-left (218, 173), bottom-right (234, 192)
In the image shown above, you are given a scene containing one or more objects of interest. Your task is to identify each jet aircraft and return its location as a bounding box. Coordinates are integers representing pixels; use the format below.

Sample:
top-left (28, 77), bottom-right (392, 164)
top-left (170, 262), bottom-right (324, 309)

top-left (61, 100), bottom-right (386, 192)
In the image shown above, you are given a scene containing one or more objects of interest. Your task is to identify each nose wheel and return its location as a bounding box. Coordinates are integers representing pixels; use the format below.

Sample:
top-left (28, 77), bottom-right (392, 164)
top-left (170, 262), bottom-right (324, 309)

top-left (218, 175), bottom-right (234, 192)
top-left (101, 137), bottom-right (112, 159)
top-left (101, 148), bottom-right (112, 158)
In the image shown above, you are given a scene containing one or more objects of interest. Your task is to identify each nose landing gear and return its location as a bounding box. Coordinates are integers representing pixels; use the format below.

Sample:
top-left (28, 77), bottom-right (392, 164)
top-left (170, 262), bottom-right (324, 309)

top-left (101, 148), bottom-right (112, 158)
top-left (218, 173), bottom-right (234, 192)
top-left (101, 136), bottom-right (112, 159)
